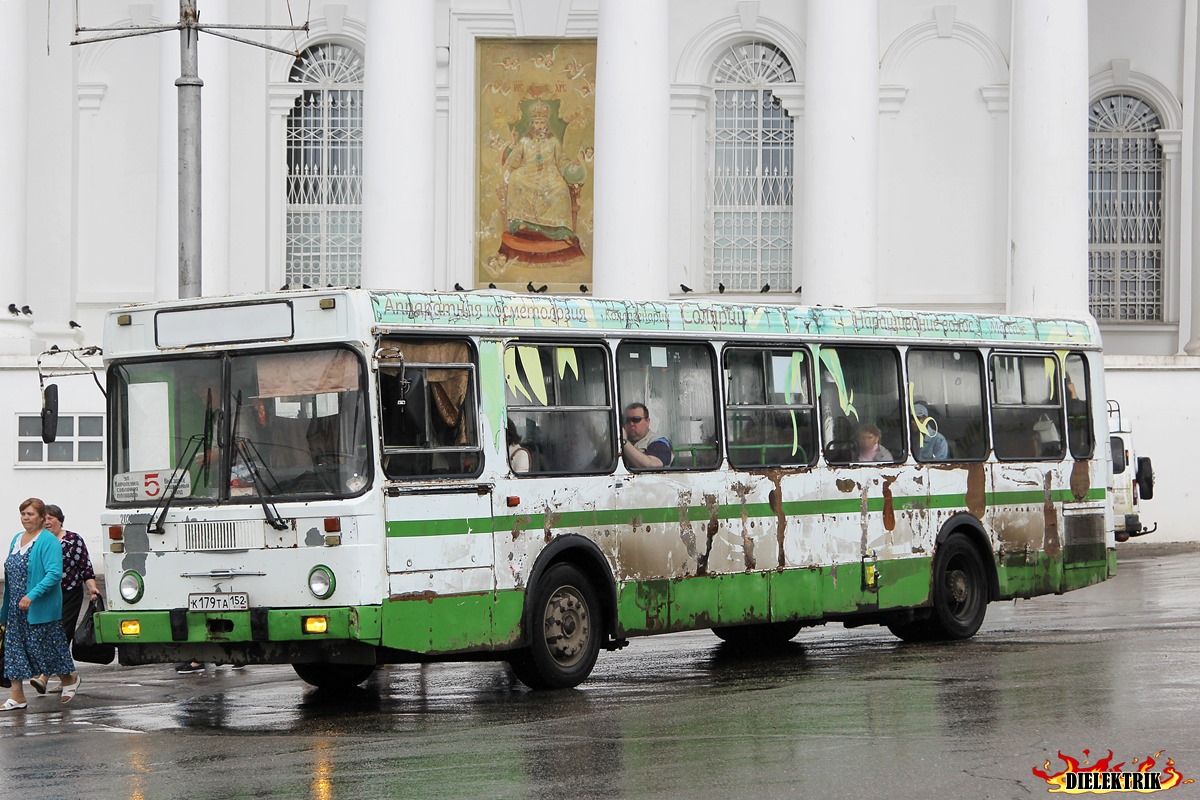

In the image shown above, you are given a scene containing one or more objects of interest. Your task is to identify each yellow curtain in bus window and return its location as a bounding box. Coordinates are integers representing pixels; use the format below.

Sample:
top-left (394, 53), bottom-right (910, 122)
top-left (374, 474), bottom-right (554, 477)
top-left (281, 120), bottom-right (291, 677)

top-left (256, 351), bottom-right (360, 398)
top-left (475, 38), bottom-right (596, 292)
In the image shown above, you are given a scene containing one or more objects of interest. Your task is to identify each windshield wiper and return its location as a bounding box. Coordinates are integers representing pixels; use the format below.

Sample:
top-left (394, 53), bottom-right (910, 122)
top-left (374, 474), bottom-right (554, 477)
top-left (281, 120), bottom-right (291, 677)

top-left (147, 433), bottom-right (205, 534)
top-left (233, 436), bottom-right (290, 531)
top-left (228, 390), bottom-right (289, 530)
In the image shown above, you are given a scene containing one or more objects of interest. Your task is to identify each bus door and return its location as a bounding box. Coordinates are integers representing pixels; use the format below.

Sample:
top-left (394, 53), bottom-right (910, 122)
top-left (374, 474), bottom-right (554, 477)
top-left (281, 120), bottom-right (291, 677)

top-left (989, 352), bottom-right (1075, 594)
top-left (376, 338), bottom-right (496, 650)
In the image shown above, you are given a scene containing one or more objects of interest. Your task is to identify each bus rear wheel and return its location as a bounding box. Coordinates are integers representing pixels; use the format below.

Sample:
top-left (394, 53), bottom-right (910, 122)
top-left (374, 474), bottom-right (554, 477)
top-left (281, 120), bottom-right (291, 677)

top-left (888, 534), bottom-right (988, 642)
top-left (711, 621), bottom-right (803, 648)
top-left (292, 662), bottom-right (375, 691)
top-left (509, 563), bottom-right (601, 690)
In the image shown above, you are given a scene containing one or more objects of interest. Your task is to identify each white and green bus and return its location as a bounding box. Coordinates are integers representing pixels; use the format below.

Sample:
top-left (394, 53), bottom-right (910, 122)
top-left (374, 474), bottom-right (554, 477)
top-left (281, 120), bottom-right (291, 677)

top-left (93, 289), bottom-right (1114, 690)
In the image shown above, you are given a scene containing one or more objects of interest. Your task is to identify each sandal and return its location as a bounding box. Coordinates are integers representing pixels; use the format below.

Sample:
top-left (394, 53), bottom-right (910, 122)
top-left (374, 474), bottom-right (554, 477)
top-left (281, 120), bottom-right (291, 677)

top-left (60, 676), bottom-right (80, 704)
top-left (0, 698), bottom-right (27, 711)
top-left (29, 675), bottom-right (48, 695)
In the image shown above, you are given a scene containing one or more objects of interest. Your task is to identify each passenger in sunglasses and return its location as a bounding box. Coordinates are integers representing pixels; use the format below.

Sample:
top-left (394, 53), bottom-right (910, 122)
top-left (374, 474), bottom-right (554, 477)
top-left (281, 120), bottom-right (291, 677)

top-left (620, 403), bottom-right (672, 469)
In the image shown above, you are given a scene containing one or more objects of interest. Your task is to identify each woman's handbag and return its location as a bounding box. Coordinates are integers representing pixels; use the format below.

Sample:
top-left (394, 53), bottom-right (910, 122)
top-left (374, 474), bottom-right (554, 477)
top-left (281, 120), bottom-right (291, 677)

top-left (72, 597), bottom-right (116, 665)
top-left (0, 622), bottom-right (9, 688)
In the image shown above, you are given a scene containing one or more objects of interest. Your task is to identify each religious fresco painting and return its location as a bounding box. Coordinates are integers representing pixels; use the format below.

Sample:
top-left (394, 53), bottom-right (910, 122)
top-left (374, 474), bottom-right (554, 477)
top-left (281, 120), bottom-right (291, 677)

top-left (476, 39), bottom-right (596, 291)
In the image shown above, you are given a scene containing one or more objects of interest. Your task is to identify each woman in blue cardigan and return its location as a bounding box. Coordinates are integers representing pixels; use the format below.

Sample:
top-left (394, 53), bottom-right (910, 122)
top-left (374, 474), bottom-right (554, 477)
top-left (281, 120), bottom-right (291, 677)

top-left (1, 497), bottom-right (79, 710)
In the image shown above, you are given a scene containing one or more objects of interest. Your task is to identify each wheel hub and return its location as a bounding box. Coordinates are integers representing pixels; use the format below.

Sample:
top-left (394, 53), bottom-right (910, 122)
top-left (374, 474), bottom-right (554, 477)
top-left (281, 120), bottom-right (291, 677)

top-left (946, 569), bottom-right (969, 604)
top-left (544, 587), bottom-right (590, 665)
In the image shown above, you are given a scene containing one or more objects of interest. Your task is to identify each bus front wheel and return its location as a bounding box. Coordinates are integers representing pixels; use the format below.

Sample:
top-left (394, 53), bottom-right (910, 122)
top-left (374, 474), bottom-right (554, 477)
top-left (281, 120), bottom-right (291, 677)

top-left (292, 662), bottom-right (375, 691)
top-left (888, 534), bottom-right (988, 642)
top-left (509, 563), bottom-right (601, 690)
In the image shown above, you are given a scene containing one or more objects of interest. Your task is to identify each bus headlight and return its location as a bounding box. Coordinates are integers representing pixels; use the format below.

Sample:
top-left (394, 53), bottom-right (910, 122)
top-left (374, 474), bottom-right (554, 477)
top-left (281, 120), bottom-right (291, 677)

top-left (119, 571), bottom-right (144, 603)
top-left (307, 565), bottom-right (336, 599)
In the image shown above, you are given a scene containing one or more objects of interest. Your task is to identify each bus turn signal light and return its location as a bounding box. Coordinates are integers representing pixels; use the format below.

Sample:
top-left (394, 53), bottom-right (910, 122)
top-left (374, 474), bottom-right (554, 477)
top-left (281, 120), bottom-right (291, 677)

top-left (303, 616), bottom-right (328, 634)
top-left (120, 620), bottom-right (140, 636)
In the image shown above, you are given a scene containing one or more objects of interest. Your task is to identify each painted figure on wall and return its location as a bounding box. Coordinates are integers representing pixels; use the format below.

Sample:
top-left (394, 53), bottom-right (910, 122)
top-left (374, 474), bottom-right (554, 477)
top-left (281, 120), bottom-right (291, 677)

top-left (500, 99), bottom-right (586, 264)
top-left (476, 40), bottom-right (596, 291)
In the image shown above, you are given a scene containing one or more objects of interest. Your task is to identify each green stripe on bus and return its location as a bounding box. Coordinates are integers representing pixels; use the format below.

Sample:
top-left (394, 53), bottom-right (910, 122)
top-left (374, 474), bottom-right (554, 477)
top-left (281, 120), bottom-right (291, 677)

top-left (386, 487), bottom-right (1106, 537)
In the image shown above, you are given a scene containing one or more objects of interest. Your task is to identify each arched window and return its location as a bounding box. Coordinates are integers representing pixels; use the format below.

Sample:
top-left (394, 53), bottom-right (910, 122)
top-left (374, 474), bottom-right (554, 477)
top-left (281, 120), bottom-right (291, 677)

top-left (706, 42), bottom-right (796, 293)
top-left (1088, 94), bottom-right (1163, 322)
top-left (286, 43), bottom-right (364, 287)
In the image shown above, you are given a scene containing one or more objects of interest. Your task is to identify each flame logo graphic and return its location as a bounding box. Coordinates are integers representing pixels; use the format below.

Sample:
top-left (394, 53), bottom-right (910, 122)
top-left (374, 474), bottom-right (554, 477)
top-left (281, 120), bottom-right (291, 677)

top-left (1033, 750), bottom-right (1193, 793)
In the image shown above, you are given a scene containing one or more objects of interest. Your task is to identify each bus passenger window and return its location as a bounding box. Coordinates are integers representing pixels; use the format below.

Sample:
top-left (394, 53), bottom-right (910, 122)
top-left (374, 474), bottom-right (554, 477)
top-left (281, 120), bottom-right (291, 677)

top-left (724, 348), bottom-right (816, 468)
top-left (1064, 354), bottom-right (1094, 459)
top-left (504, 343), bottom-right (615, 475)
top-left (378, 339), bottom-right (481, 479)
top-left (818, 346), bottom-right (905, 465)
top-left (990, 353), bottom-right (1065, 461)
top-left (617, 342), bottom-right (718, 471)
top-left (906, 349), bottom-right (987, 462)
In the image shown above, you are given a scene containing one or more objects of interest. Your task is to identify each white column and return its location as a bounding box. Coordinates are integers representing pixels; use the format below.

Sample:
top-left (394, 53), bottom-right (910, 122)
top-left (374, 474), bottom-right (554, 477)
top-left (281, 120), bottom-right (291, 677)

top-left (155, 0), bottom-right (179, 302)
top-left (0, 0), bottom-right (32, 349)
top-left (1008, 0), bottom-right (1089, 316)
top-left (802, 0), bottom-right (879, 308)
top-left (362, 0), bottom-right (435, 291)
top-left (201, 0), bottom-right (230, 297)
top-left (268, 87), bottom-right (304, 291)
top-left (592, 0), bottom-right (670, 301)
top-left (1186, 10), bottom-right (1200, 353)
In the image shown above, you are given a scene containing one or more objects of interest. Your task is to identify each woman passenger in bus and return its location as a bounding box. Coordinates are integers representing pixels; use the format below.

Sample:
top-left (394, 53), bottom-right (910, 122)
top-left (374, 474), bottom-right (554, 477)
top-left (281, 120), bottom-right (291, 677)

top-left (855, 424), bottom-right (894, 462)
top-left (507, 420), bottom-right (531, 473)
top-left (621, 403), bottom-right (673, 469)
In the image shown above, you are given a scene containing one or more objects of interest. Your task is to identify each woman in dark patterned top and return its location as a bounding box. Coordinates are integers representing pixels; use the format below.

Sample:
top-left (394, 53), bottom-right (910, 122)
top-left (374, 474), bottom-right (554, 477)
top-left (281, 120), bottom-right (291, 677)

top-left (29, 505), bottom-right (100, 695)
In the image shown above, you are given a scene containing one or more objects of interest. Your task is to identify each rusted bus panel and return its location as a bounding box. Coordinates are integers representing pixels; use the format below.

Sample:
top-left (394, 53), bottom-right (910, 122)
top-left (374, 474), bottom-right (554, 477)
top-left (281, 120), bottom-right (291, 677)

top-left (380, 591), bottom-right (500, 654)
top-left (666, 572), bottom-right (770, 632)
top-left (616, 579), bottom-right (670, 636)
top-left (498, 467), bottom-right (936, 591)
top-left (996, 552), bottom-right (1064, 598)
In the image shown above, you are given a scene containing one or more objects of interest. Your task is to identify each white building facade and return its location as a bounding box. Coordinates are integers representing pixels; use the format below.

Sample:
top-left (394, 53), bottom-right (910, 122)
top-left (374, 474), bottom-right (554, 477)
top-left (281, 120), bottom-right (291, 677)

top-left (2, 0), bottom-right (1196, 557)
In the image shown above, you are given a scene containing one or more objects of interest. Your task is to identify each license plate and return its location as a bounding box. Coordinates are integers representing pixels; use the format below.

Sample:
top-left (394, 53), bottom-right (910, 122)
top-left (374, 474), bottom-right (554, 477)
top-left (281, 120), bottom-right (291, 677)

top-left (187, 592), bottom-right (249, 612)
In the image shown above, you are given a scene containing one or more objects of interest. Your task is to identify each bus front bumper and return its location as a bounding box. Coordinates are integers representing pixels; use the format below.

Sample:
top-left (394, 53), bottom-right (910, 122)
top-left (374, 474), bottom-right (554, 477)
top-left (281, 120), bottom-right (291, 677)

top-left (95, 606), bottom-right (382, 666)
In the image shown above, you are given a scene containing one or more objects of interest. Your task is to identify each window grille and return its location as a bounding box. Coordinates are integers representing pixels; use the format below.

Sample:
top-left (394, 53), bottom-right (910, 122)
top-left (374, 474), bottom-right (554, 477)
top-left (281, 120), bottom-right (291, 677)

top-left (705, 42), bottom-right (796, 293)
top-left (16, 413), bottom-right (104, 467)
top-left (1087, 95), bottom-right (1163, 322)
top-left (286, 43), bottom-right (364, 288)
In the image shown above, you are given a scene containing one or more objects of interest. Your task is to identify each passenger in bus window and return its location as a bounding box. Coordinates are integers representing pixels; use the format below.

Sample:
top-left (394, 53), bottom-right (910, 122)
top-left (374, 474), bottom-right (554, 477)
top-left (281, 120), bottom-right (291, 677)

top-left (621, 403), bottom-right (673, 469)
top-left (855, 424), bottom-right (894, 462)
top-left (912, 403), bottom-right (949, 461)
top-left (507, 419), bottom-right (531, 474)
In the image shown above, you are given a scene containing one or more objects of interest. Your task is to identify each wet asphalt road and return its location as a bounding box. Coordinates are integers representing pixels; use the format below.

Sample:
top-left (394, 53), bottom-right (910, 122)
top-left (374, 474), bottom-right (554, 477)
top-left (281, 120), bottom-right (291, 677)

top-left (2, 545), bottom-right (1198, 800)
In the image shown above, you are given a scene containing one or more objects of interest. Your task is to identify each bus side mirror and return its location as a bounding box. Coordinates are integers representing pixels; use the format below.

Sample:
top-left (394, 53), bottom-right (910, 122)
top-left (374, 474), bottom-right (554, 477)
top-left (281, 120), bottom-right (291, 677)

top-left (41, 384), bottom-right (59, 443)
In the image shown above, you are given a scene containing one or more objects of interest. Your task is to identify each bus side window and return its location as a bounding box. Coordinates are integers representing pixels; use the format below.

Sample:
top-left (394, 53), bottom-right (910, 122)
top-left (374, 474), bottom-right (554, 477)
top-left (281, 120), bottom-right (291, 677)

top-left (617, 341), bottom-right (719, 470)
top-left (505, 343), bottom-right (615, 475)
top-left (724, 347), bottom-right (817, 468)
top-left (378, 339), bottom-right (481, 479)
top-left (990, 353), bottom-right (1065, 461)
top-left (818, 346), bottom-right (905, 465)
top-left (1064, 353), bottom-right (1094, 459)
top-left (906, 349), bottom-right (987, 462)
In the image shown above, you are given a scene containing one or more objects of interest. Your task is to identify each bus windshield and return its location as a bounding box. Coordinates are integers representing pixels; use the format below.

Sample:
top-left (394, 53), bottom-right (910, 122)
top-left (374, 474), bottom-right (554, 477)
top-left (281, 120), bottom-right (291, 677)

top-left (109, 347), bottom-right (371, 505)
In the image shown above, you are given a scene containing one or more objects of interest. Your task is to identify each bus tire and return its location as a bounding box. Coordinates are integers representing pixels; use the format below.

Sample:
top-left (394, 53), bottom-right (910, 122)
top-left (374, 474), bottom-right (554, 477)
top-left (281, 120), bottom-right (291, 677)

top-left (711, 621), bottom-right (803, 647)
top-left (292, 662), bottom-right (375, 691)
top-left (888, 534), bottom-right (987, 642)
top-left (509, 563), bottom-right (601, 690)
